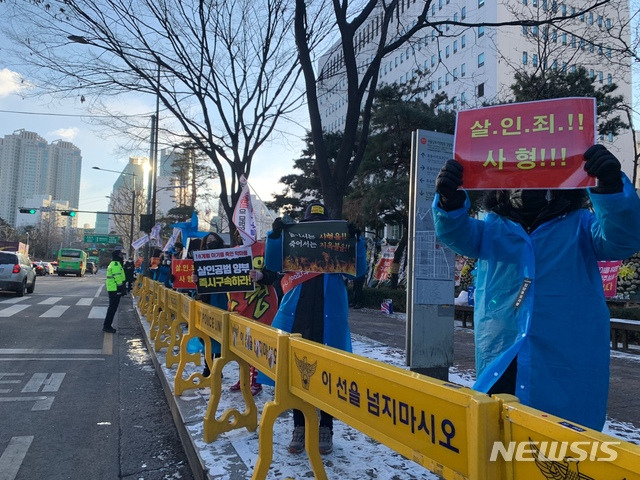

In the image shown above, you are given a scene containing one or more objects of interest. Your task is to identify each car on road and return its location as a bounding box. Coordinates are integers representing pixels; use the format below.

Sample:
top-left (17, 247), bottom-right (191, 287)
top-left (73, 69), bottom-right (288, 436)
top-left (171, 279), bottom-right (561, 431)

top-left (32, 261), bottom-right (54, 276)
top-left (32, 261), bottom-right (47, 276)
top-left (0, 251), bottom-right (36, 296)
top-left (41, 262), bottom-right (55, 275)
top-left (86, 262), bottom-right (98, 274)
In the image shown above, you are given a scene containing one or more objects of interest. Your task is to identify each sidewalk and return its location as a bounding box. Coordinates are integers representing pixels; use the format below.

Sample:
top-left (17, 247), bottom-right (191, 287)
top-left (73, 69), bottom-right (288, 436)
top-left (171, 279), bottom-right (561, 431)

top-left (132, 300), bottom-right (640, 480)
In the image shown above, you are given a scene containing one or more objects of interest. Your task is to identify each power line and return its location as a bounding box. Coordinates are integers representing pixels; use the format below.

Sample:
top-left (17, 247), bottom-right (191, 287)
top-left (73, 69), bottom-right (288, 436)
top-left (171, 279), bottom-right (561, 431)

top-left (0, 108), bottom-right (149, 118)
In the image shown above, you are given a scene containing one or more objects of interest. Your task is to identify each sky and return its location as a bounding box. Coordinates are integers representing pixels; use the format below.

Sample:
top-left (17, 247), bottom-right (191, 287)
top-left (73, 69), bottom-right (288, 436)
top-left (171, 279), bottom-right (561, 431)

top-left (0, 67), bottom-right (306, 229)
top-left (147, 313), bottom-right (640, 479)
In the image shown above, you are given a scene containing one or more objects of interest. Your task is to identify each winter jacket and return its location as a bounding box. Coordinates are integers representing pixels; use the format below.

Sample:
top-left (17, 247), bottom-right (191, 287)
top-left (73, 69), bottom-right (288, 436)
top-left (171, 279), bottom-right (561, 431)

top-left (432, 174), bottom-right (640, 430)
top-left (106, 261), bottom-right (126, 292)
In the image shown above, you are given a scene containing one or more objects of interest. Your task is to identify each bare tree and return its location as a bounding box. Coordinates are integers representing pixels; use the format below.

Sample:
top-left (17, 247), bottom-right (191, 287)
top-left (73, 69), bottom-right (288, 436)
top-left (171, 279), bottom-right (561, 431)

top-left (170, 142), bottom-right (217, 208)
top-left (108, 182), bottom-right (144, 251)
top-left (293, 0), bottom-right (614, 218)
top-left (1, 0), bottom-right (304, 232)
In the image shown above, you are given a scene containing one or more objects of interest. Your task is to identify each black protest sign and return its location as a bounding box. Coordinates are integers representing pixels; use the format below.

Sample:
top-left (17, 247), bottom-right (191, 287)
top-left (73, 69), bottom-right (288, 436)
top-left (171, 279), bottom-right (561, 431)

top-left (192, 246), bottom-right (254, 294)
top-left (282, 221), bottom-right (356, 275)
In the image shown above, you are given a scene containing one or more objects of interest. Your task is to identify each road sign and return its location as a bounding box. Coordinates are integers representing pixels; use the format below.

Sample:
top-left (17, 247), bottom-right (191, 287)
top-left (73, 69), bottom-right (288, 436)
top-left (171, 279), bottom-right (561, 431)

top-left (84, 235), bottom-right (121, 244)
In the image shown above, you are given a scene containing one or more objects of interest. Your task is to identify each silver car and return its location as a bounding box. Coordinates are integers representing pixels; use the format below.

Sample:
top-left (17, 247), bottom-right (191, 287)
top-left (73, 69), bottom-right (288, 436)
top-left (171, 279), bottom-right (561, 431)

top-left (0, 251), bottom-right (36, 296)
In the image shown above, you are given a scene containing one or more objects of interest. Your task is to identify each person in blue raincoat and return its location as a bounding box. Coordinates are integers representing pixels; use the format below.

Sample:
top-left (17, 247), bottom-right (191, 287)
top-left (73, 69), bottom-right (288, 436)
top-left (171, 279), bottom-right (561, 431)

top-left (433, 145), bottom-right (640, 431)
top-left (193, 232), bottom-right (228, 377)
top-left (263, 202), bottom-right (367, 455)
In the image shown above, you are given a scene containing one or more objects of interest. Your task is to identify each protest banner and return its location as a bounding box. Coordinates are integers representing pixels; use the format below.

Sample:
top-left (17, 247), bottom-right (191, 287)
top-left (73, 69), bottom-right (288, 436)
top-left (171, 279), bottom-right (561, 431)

top-left (282, 221), bottom-right (356, 276)
top-left (454, 97), bottom-right (596, 189)
top-left (373, 244), bottom-right (398, 282)
top-left (232, 175), bottom-right (257, 245)
top-left (228, 241), bottom-right (278, 325)
top-left (598, 260), bottom-right (622, 298)
top-left (171, 259), bottom-right (196, 289)
top-left (193, 246), bottom-right (254, 294)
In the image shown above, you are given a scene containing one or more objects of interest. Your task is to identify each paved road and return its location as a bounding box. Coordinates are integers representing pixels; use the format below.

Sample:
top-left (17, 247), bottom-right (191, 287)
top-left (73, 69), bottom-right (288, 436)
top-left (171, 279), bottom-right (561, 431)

top-left (0, 273), bottom-right (192, 480)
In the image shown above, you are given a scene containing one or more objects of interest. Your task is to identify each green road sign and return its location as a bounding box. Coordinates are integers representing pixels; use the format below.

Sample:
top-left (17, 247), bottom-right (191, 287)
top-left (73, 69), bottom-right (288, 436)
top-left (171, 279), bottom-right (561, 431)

top-left (84, 235), bottom-right (121, 244)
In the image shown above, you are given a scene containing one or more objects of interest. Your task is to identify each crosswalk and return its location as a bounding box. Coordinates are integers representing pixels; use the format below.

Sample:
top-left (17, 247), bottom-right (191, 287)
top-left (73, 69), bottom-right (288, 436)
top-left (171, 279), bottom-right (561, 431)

top-left (0, 296), bottom-right (108, 319)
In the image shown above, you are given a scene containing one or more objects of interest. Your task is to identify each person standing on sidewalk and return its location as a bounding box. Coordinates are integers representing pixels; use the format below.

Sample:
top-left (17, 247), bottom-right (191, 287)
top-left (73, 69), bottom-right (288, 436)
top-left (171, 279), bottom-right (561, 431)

top-left (433, 145), bottom-right (640, 431)
top-left (264, 202), bottom-right (367, 455)
top-left (103, 250), bottom-right (126, 333)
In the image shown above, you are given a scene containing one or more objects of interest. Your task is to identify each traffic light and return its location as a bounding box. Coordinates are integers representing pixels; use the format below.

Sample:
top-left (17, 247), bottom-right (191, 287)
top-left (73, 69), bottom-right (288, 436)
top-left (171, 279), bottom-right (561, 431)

top-left (60, 210), bottom-right (77, 217)
top-left (19, 208), bottom-right (37, 214)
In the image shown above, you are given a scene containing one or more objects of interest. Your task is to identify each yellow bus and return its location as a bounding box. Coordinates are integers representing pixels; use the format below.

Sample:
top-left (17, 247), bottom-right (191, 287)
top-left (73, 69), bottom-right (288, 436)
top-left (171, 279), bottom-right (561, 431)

top-left (57, 248), bottom-right (88, 277)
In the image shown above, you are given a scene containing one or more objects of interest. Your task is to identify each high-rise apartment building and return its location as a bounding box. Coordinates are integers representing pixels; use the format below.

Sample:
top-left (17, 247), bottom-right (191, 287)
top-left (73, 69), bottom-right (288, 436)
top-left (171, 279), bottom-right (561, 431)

top-left (0, 129), bottom-right (82, 226)
top-left (317, 0), bottom-right (635, 180)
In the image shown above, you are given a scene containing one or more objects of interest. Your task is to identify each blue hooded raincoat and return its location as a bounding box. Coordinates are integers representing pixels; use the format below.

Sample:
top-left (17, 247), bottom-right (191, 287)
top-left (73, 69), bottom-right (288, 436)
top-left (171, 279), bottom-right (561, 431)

top-left (433, 174), bottom-right (640, 431)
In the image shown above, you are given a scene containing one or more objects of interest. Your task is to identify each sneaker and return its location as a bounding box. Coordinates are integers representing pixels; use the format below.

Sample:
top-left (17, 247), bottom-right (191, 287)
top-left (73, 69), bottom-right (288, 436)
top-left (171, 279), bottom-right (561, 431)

top-left (229, 380), bottom-right (241, 392)
top-left (319, 426), bottom-right (333, 454)
top-left (102, 326), bottom-right (116, 333)
top-left (288, 426), bottom-right (305, 454)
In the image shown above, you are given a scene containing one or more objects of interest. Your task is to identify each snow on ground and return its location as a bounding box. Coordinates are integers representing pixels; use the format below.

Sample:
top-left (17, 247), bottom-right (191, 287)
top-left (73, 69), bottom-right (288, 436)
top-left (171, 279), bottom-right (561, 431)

top-left (147, 319), bottom-right (639, 479)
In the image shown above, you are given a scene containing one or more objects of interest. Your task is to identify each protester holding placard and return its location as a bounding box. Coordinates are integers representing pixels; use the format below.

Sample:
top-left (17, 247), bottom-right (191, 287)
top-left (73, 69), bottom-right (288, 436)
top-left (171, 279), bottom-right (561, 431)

top-left (263, 202), bottom-right (367, 455)
top-left (193, 232), bottom-right (229, 377)
top-left (433, 142), bottom-right (640, 431)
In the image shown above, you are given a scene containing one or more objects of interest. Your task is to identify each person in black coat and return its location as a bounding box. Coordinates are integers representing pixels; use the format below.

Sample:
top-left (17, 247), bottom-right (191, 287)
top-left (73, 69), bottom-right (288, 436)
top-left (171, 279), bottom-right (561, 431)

top-left (123, 258), bottom-right (135, 292)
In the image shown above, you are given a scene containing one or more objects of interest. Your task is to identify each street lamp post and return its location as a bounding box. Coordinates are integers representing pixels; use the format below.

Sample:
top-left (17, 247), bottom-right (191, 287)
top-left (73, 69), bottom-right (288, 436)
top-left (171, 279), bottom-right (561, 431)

top-left (93, 167), bottom-right (137, 258)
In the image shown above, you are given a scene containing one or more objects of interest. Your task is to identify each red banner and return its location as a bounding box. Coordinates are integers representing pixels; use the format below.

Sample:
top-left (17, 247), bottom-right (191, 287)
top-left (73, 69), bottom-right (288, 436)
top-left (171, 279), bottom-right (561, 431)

top-left (171, 259), bottom-right (196, 289)
top-left (373, 245), bottom-right (397, 281)
top-left (228, 242), bottom-right (279, 326)
top-left (598, 260), bottom-right (622, 298)
top-left (454, 98), bottom-right (596, 189)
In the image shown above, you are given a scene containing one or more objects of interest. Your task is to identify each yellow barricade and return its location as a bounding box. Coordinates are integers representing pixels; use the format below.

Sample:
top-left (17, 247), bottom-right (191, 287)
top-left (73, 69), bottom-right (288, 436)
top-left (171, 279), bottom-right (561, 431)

top-left (222, 314), bottom-right (328, 480)
top-left (174, 295), bottom-right (206, 396)
top-left (131, 274), bottom-right (143, 297)
top-left (162, 289), bottom-right (187, 367)
top-left (287, 337), bottom-right (501, 480)
top-left (143, 279), bottom-right (159, 320)
top-left (154, 287), bottom-right (179, 355)
top-left (136, 276), bottom-right (151, 315)
top-left (197, 305), bottom-right (258, 443)
top-left (494, 395), bottom-right (640, 480)
top-left (149, 284), bottom-right (167, 341)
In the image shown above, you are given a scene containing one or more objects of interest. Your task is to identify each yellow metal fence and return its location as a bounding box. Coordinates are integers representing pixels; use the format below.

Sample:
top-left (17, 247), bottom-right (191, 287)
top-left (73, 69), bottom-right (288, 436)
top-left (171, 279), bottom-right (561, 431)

top-left (134, 279), bottom-right (640, 480)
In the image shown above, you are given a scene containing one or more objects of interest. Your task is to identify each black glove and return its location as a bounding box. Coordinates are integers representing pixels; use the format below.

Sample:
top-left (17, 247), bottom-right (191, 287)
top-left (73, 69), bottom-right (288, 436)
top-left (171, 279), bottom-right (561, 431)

top-left (269, 217), bottom-right (283, 239)
top-left (435, 159), bottom-right (466, 211)
top-left (584, 144), bottom-right (623, 194)
top-left (348, 223), bottom-right (360, 240)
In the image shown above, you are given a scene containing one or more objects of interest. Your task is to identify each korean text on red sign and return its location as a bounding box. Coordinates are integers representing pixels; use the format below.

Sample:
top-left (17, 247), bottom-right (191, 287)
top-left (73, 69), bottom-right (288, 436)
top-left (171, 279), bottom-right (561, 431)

top-left (454, 97), bottom-right (597, 189)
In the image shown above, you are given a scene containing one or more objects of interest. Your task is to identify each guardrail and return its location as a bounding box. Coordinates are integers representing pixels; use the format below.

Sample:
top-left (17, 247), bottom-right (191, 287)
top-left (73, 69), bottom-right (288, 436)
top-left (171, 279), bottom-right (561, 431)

top-left (134, 279), bottom-right (640, 480)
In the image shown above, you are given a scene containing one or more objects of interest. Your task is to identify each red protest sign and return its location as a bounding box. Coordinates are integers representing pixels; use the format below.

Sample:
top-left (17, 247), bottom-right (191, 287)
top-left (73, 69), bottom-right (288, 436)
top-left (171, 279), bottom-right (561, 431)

top-left (454, 98), bottom-right (596, 189)
top-left (598, 260), bottom-right (622, 298)
top-left (171, 259), bottom-right (196, 289)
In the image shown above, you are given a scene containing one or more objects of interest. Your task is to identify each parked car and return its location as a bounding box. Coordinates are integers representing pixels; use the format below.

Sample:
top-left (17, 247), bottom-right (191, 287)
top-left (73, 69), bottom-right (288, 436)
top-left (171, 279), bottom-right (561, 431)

top-left (0, 251), bottom-right (36, 296)
top-left (86, 262), bottom-right (98, 274)
top-left (32, 261), bottom-right (46, 276)
top-left (41, 262), bottom-right (55, 275)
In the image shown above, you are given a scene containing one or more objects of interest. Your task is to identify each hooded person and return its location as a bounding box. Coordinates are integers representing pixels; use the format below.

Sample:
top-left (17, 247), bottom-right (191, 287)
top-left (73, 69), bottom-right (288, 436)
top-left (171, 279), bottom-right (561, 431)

top-left (193, 232), bottom-right (228, 377)
top-left (432, 144), bottom-right (640, 431)
top-left (262, 201), bottom-right (367, 455)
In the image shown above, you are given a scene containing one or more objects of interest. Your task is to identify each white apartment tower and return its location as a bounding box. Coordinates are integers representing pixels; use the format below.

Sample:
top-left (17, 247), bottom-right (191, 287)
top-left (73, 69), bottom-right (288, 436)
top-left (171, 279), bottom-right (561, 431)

top-left (0, 129), bottom-right (82, 227)
top-left (317, 0), bottom-right (635, 179)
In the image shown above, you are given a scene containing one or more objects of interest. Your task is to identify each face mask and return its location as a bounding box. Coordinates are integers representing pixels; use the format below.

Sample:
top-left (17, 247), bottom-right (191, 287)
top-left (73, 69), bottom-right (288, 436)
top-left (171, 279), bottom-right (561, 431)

top-left (508, 189), bottom-right (551, 214)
